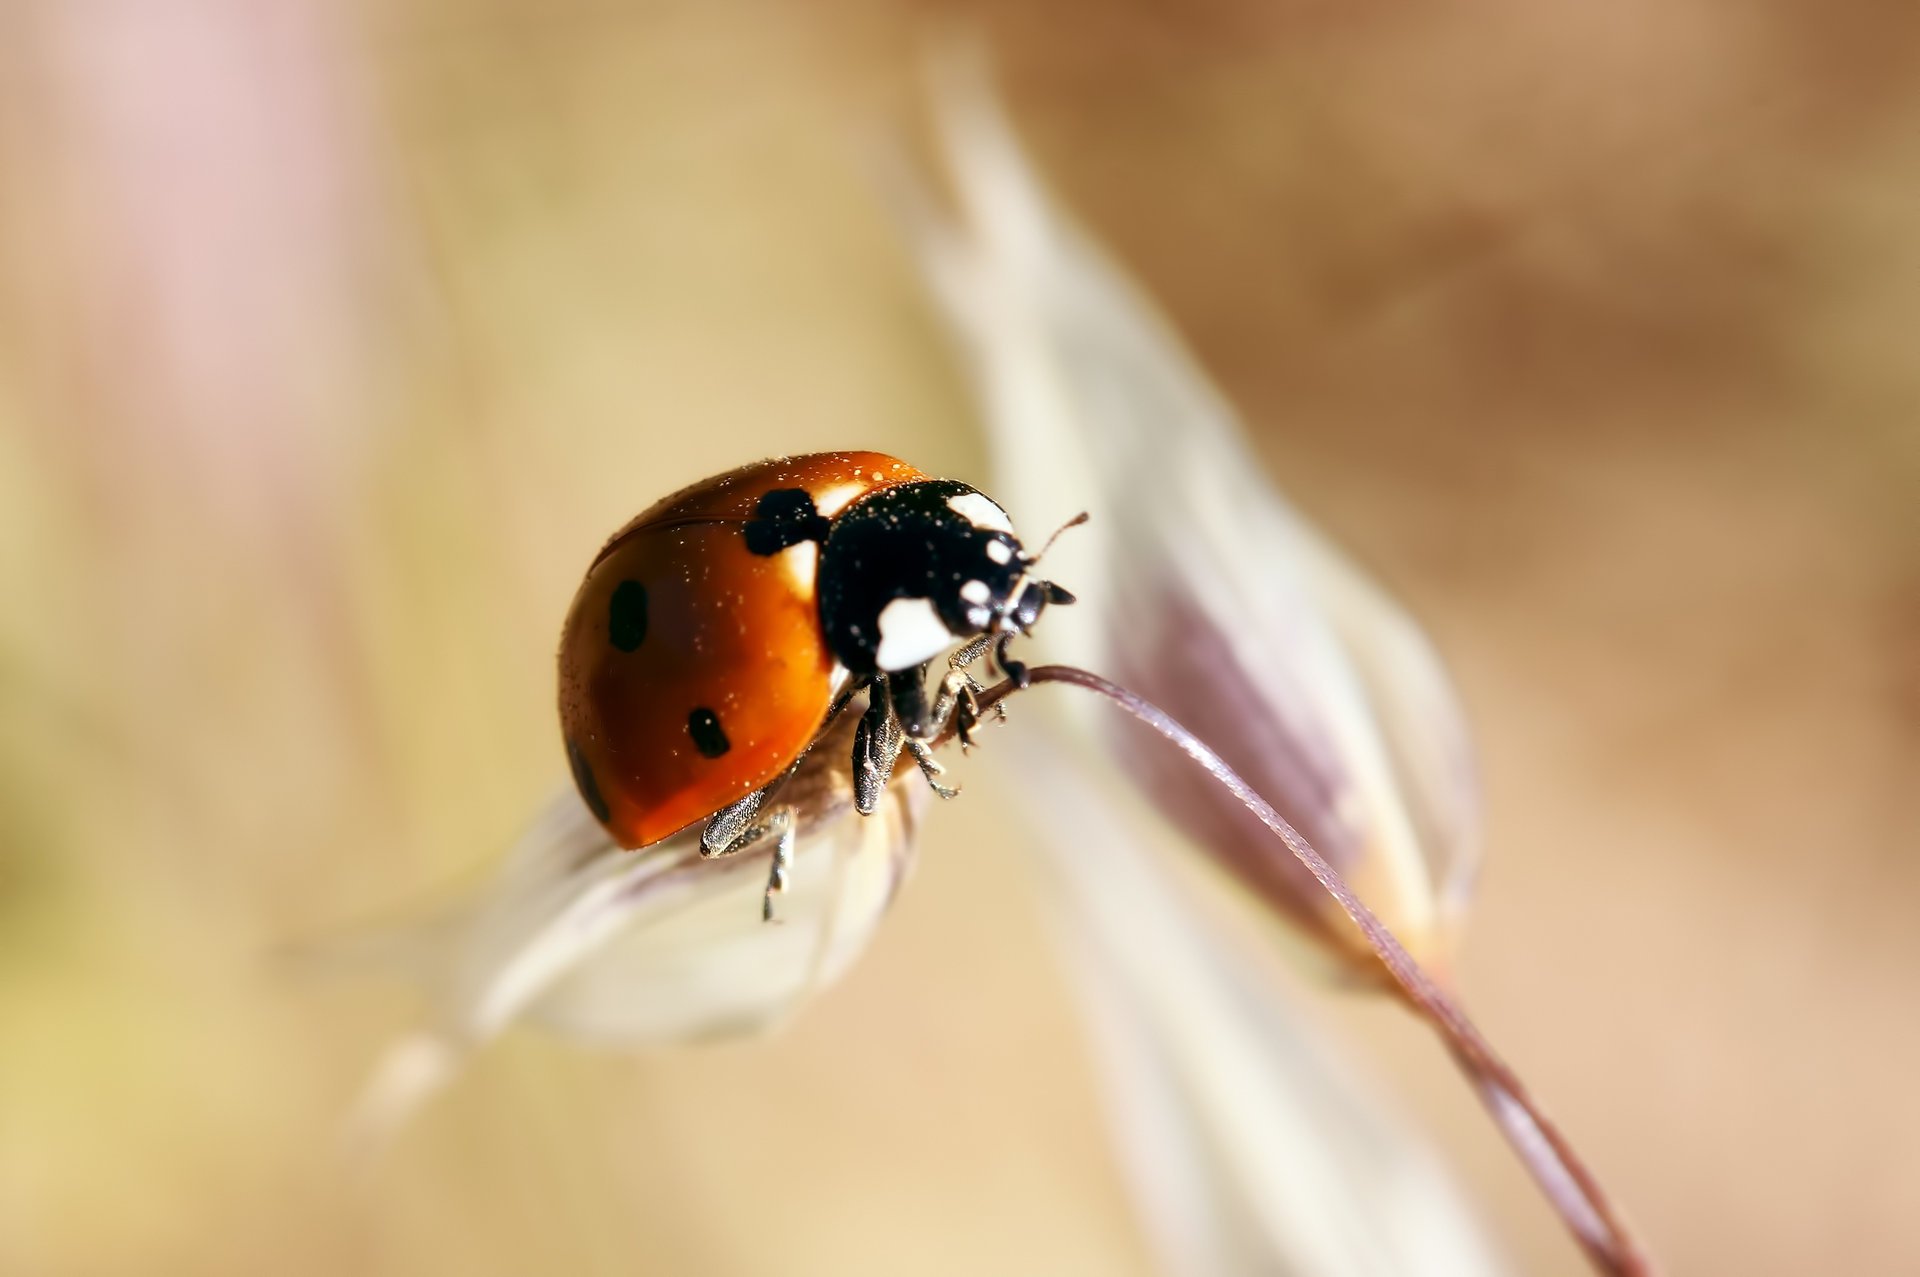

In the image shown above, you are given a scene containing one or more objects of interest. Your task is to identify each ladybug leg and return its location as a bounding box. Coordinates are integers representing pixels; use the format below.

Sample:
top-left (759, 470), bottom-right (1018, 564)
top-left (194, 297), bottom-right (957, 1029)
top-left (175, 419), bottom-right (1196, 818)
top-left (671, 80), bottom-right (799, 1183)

top-left (700, 788), bottom-right (765, 857)
top-left (910, 641), bottom-right (1006, 752)
top-left (889, 663), bottom-right (937, 738)
top-left (948, 634), bottom-right (993, 674)
top-left (903, 738), bottom-right (959, 799)
top-left (699, 792), bottom-right (800, 923)
top-left (889, 667), bottom-right (962, 799)
top-left (701, 705), bottom-right (845, 859)
top-left (931, 672), bottom-right (985, 749)
top-left (938, 638), bottom-right (1000, 744)
top-left (761, 808), bottom-right (797, 923)
top-left (851, 679), bottom-right (904, 816)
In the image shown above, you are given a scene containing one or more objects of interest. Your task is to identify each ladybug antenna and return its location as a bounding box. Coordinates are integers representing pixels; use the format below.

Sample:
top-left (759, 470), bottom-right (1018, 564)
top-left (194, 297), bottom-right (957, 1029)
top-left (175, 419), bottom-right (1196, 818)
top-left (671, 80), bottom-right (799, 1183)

top-left (1026, 511), bottom-right (1089, 565)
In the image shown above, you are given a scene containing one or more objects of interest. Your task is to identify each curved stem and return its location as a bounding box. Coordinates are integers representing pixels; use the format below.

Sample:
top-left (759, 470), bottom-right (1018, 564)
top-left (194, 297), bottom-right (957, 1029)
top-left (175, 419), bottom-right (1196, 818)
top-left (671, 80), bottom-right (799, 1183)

top-left (963, 664), bottom-right (1655, 1277)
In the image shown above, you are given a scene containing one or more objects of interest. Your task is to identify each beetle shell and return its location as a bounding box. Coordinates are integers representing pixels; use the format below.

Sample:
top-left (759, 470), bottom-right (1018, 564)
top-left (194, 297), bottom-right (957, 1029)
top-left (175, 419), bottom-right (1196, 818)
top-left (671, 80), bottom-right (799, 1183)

top-left (558, 452), bottom-right (927, 849)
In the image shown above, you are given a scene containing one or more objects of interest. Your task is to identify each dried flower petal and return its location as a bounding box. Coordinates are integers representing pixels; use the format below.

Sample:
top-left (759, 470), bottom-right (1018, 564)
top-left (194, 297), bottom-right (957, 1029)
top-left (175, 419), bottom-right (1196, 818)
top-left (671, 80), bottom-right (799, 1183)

top-left (892, 54), bottom-right (1479, 974)
top-left (890, 62), bottom-right (1653, 1276)
top-left (342, 710), bottom-right (925, 1145)
top-left (1013, 735), bottom-right (1510, 1277)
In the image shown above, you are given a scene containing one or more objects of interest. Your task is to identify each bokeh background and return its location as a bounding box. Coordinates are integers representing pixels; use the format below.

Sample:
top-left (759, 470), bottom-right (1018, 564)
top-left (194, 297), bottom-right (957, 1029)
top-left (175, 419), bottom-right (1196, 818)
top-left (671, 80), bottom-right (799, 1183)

top-left (3, 2), bottom-right (1917, 1274)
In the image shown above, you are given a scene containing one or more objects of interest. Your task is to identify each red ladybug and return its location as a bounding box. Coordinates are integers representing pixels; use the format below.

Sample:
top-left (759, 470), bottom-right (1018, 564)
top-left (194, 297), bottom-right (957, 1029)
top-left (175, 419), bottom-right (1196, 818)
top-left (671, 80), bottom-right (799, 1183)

top-left (558, 451), bottom-right (1074, 916)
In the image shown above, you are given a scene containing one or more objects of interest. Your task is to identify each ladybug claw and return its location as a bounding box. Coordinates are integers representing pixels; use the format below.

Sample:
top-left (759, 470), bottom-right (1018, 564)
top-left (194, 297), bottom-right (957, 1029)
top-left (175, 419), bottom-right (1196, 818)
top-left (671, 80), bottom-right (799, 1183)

top-left (959, 720), bottom-right (987, 753)
top-left (905, 737), bottom-right (960, 799)
top-left (955, 691), bottom-right (986, 751)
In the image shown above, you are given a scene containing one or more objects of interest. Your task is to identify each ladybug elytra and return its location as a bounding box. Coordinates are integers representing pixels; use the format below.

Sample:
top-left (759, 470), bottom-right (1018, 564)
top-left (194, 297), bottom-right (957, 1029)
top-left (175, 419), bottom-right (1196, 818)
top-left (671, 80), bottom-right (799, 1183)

top-left (557, 451), bottom-right (1075, 917)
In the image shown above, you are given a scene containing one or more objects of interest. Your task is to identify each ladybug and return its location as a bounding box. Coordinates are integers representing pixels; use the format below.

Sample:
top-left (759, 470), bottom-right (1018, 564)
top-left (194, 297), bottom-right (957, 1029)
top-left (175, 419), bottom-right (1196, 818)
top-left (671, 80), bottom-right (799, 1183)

top-left (557, 451), bottom-right (1076, 917)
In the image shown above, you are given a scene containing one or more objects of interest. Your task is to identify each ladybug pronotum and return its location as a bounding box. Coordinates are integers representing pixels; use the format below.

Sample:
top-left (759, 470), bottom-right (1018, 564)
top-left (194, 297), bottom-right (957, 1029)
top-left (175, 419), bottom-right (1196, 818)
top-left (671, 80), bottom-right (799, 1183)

top-left (557, 451), bottom-right (1075, 918)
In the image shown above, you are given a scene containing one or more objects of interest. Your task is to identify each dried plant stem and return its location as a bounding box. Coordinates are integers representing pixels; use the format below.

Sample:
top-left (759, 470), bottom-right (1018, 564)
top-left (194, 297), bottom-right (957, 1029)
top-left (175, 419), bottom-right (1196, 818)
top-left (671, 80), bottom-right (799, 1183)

top-left (969, 664), bottom-right (1656, 1277)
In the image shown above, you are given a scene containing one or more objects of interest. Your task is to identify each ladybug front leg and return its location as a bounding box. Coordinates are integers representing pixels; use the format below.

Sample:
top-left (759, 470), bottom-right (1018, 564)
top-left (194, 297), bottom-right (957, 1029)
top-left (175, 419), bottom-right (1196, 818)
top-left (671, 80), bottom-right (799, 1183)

top-left (936, 639), bottom-right (1001, 747)
top-left (893, 642), bottom-right (999, 754)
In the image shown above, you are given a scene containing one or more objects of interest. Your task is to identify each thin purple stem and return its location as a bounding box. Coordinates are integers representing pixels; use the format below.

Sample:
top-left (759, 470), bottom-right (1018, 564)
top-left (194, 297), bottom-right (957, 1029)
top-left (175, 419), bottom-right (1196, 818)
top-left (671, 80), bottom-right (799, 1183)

top-left (967, 664), bottom-right (1656, 1277)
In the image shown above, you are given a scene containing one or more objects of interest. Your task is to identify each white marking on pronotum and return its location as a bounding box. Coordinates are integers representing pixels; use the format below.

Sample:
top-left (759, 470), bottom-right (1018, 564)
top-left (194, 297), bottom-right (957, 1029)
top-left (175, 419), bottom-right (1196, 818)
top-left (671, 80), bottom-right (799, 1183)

top-left (947, 491), bottom-right (1015, 533)
top-left (873, 597), bottom-right (957, 670)
top-left (959, 579), bottom-right (991, 605)
top-left (985, 540), bottom-right (1014, 565)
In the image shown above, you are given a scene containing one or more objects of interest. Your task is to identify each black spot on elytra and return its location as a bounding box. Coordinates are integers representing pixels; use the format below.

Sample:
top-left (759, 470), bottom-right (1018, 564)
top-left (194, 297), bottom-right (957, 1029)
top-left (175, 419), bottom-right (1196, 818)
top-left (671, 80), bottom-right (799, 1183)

top-left (608, 580), bottom-right (648, 651)
top-left (744, 488), bottom-right (830, 556)
top-left (687, 707), bottom-right (730, 758)
top-left (566, 737), bottom-right (612, 824)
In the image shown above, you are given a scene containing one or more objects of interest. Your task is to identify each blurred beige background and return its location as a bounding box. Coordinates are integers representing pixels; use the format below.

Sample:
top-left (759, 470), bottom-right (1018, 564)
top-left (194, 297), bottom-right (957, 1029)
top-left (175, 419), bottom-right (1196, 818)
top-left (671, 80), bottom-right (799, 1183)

top-left (2, 2), bottom-right (1917, 1274)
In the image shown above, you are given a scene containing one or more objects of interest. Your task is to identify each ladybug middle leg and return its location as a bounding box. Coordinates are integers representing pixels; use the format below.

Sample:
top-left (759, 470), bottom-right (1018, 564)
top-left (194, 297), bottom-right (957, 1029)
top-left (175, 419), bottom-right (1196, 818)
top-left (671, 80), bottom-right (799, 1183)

top-left (849, 671), bottom-right (962, 814)
top-left (852, 679), bottom-right (906, 814)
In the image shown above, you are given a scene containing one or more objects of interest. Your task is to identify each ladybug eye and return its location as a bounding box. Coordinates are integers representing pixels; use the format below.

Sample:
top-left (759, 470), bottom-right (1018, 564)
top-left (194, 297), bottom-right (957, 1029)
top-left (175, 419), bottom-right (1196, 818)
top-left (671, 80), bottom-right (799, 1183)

top-left (1009, 583), bottom-right (1046, 632)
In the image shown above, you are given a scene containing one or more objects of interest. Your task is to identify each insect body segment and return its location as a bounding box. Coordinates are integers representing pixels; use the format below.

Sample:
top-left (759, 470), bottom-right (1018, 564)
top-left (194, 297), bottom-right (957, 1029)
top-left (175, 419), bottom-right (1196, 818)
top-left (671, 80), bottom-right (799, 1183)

top-left (557, 451), bottom-right (1074, 918)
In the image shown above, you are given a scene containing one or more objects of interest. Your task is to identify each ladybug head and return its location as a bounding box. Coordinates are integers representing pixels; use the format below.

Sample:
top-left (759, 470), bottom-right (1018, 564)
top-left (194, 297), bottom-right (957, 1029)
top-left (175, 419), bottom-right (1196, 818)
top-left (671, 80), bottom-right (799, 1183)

top-left (818, 480), bottom-right (1079, 675)
top-left (944, 504), bottom-right (1082, 641)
